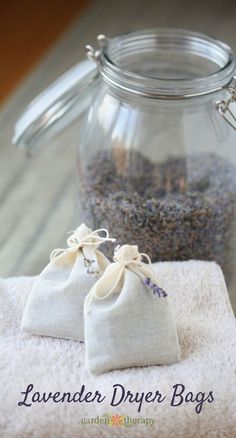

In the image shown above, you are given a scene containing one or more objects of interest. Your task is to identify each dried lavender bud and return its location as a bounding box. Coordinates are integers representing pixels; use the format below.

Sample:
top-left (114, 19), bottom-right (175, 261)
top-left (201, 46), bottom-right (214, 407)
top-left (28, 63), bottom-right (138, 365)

top-left (83, 257), bottom-right (99, 276)
top-left (153, 285), bottom-right (168, 298)
top-left (153, 286), bottom-right (161, 297)
top-left (143, 277), bottom-right (151, 286)
top-left (80, 150), bottom-right (236, 285)
top-left (143, 278), bottom-right (168, 298)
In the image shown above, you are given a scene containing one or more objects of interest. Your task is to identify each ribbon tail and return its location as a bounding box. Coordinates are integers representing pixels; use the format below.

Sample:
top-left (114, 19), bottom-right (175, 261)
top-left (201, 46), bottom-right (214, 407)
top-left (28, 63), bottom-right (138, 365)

top-left (84, 264), bottom-right (125, 312)
top-left (50, 246), bottom-right (78, 261)
top-left (50, 248), bottom-right (67, 261)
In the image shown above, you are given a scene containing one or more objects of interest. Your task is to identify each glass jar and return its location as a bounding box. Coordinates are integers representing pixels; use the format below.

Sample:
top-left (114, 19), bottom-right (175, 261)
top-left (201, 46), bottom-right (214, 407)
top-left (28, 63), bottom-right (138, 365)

top-left (14, 29), bottom-right (236, 308)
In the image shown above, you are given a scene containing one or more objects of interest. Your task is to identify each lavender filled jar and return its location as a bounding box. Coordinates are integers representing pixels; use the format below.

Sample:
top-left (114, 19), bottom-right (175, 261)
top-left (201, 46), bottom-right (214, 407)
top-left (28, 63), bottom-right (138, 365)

top-left (80, 30), bottom-right (236, 283)
top-left (14, 29), bottom-right (236, 309)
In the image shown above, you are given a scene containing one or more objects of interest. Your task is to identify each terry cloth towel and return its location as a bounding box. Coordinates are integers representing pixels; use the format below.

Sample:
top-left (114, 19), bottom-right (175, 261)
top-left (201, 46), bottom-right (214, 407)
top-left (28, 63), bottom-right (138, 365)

top-left (0, 260), bottom-right (236, 438)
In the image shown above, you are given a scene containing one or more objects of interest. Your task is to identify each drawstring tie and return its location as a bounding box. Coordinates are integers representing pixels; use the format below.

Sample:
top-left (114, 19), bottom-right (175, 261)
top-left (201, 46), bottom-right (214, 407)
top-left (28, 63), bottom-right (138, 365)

top-left (50, 226), bottom-right (116, 261)
top-left (84, 245), bottom-right (167, 312)
top-left (113, 245), bottom-right (168, 298)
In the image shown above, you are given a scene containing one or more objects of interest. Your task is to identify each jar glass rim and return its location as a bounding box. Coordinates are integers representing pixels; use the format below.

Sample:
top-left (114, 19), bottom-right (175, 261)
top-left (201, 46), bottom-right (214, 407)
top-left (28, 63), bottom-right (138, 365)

top-left (99, 28), bottom-right (236, 99)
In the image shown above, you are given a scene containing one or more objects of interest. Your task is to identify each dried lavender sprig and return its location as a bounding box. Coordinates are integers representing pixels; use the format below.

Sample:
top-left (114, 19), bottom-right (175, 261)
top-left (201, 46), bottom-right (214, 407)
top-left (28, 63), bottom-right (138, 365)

top-left (143, 277), bottom-right (168, 298)
top-left (81, 250), bottom-right (100, 277)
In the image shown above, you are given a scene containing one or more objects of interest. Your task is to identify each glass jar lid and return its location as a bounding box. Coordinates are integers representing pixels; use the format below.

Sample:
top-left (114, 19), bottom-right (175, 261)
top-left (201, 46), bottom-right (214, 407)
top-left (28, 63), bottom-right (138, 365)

top-left (13, 59), bottom-right (98, 150)
top-left (13, 28), bottom-right (236, 150)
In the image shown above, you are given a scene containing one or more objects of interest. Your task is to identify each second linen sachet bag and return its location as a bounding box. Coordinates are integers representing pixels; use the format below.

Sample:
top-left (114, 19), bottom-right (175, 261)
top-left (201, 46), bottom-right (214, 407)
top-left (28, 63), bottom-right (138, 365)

top-left (21, 223), bottom-right (115, 341)
top-left (84, 244), bottom-right (180, 374)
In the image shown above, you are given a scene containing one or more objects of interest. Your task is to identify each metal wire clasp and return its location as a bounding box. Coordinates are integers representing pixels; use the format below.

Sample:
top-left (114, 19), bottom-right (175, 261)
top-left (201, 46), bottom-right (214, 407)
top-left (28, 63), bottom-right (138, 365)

top-left (216, 79), bottom-right (236, 131)
top-left (85, 34), bottom-right (107, 64)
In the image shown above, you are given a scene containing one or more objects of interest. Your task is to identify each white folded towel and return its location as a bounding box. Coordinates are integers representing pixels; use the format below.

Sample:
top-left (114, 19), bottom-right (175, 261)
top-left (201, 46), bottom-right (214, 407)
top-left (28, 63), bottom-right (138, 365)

top-left (0, 260), bottom-right (235, 438)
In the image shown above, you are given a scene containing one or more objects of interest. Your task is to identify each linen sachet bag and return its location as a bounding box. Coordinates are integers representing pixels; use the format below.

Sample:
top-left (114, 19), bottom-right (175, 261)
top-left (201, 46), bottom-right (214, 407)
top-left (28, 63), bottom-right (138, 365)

top-left (84, 244), bottom-right (180, 374)
top-left (21, 223), bottom-right (115, 341)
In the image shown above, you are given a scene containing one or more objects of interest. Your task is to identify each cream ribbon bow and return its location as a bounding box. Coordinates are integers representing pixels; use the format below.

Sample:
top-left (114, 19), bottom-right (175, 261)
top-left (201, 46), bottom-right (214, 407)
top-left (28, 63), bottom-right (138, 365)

top-left (113, 244), bottom-right (152, 278)
top-left (50, 223), bottom-right (116, 260)
top-left (84, 244), bottom-right (163, 311)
